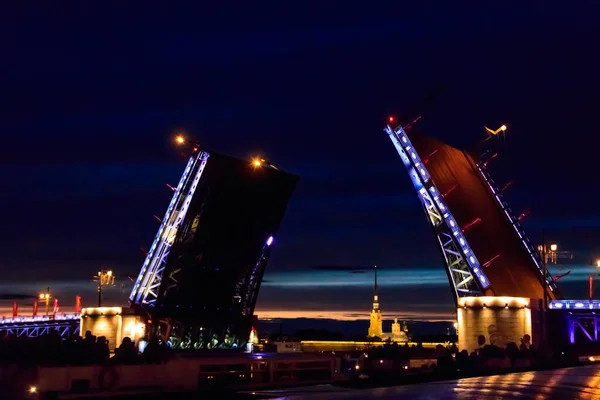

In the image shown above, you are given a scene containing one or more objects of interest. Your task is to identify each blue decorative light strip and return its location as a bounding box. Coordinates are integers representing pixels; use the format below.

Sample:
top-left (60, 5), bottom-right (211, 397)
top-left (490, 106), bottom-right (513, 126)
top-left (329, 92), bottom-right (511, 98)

top-left (130, 151), bottom-right (210, 304)
top-left (475, 163), bottom-right (558, 293)
top-left (549, 300), bottom-right (600, 310)
top-left (130, 156), bottom-right (196, 301)
top-left (386, 125), bottom-right (491, 290)
top-left (0, 313), bottom-right (80, 324)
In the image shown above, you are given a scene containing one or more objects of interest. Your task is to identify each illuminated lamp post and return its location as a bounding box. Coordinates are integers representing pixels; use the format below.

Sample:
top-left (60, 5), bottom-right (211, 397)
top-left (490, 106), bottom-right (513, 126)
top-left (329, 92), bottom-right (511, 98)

top-left (174, 134), bottom-right (279, 172)
top-left (538, 241), bottom-right (563, 349)
top-left (251, 157), bottom-right (280, 171)
top-left (484, 124), bottom-right (507, 140)
top-left (174, 134), bottom-right (200, 153)
top-left (537, 243), bottom-right (560, 265)
top-left (39, 288), bottom-right (51, 316)
top-left (95, 269), bottom-right (115, 307)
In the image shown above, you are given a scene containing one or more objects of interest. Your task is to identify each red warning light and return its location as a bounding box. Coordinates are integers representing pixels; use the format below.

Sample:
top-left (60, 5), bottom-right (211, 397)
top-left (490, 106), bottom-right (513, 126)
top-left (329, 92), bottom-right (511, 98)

top-left (388, 116), bottom-right (395, 123)
top-left (193, 147), bottom-right (198, 152)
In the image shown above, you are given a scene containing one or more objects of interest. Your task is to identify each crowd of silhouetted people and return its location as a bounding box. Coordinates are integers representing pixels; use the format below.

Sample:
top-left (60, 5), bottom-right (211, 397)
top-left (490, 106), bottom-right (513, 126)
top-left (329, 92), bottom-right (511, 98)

top-left (345, 333), bottom-right (544, 380)
top-left (435, 334), bottom-right (538, 373)
top-left (0, 330), bottom-right (170, 366)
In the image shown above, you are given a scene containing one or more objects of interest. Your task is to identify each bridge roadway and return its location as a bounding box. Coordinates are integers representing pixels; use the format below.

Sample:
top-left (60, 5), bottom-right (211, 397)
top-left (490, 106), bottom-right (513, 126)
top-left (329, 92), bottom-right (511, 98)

top-left (257, 364), bottom-right (600, 399)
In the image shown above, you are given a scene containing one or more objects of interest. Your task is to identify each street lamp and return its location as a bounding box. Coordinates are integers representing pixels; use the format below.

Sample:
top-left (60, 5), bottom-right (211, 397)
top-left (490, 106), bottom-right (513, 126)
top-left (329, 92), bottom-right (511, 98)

top-left (251, 157), bottom-right (279, 171)
top-left (174, 133), bottom-right (201, 150)
top-left (484, 124), bottom-right (508, 140)
top-left (39, 288), bottom-right (51, 316)
top-left (95, 269), bottom-right (116, 307)
top-left (537, 243), bottom-right (570, 265)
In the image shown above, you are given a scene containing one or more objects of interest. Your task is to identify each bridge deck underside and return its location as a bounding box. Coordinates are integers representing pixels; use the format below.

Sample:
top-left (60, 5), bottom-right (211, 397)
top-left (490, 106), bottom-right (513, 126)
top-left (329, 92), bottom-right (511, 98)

top-left (410, 135), bottom-right (548, 299)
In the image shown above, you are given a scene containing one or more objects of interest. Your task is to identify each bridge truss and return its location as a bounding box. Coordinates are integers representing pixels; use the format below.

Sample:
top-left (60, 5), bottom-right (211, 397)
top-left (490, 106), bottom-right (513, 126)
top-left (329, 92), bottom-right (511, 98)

top-left (129, 151), bottom-right (210, 307)
top-left (550, 300), bottom-right (600, 344)
top-left (0, 314), bottom-right (80, 338)
top-left (385, 124), bottom-right (491, 303)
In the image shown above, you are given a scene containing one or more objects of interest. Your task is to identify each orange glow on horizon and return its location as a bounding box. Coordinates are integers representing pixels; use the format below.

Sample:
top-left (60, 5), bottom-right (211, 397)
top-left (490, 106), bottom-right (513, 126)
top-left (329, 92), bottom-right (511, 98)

top-left (254, 308), bottom-right (455, 322)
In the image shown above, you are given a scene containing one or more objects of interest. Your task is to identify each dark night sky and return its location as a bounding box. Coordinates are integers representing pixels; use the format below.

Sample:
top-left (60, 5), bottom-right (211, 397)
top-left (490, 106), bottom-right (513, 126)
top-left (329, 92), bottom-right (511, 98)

top-left (1, 2), bottom-right (600, 326)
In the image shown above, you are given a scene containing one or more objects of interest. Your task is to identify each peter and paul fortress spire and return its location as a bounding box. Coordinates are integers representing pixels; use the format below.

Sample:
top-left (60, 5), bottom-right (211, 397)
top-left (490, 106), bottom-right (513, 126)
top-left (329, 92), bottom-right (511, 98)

top-left (368, 265), bottom-right (383, 338)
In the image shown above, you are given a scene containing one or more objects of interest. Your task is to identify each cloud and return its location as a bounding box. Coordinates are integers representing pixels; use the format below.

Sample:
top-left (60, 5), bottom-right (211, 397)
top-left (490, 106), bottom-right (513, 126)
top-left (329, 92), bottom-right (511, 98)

top-left (308, 266), bottom-right (372, 272)
top-left (262, 268), bottom-right (448, 288)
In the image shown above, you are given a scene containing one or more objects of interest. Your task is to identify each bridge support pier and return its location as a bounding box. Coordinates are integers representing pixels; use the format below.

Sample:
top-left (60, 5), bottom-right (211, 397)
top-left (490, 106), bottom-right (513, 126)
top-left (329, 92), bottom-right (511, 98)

top-left (80, 307), bottom-right (146, 353)
top-left (456, 297), bottom-right (542, 353)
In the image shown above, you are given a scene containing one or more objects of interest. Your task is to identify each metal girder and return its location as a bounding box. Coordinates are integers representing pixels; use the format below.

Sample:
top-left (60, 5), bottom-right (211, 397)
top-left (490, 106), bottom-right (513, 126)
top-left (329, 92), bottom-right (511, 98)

top-left (130, 152), bottom-right (210, 307)
top-left (564, 313), bottom-right (599, 343)
top-left (385, 124), bottom-right (491, 303)
top-left (235, 237), bottom-right (273, 317)
top-left (0, 320), bottom-right (79, 338)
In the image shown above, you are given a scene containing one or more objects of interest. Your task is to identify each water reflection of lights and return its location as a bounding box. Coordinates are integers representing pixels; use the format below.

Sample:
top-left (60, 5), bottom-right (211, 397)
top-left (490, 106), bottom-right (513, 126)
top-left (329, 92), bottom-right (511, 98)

top-left (454, 372), bottom-right (536, 398)
top-left (533, 369), bottom-right (566, 398)
top-left (452, 368), bottom-right (600, 399)
top-left (580, 371), bottom-right (600, 400)
top-left (297, 365), bottom-right (600, 398)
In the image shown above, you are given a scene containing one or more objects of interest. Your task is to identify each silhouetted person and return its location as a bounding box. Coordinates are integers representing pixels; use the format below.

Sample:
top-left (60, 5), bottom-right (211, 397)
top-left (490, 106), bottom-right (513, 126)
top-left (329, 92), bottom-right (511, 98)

top-left (519, 334), bottom-right (531, 351)
top-left (450, 343), bottom-right (458, 355)
top-left (505, 342), bottom-right (519, 368)
top-left (143, 337), bottom-right (166, 364)
top-left (115, 337), bottom-right (138, 364)
top-left (94, 336), bottom-right (110, 364)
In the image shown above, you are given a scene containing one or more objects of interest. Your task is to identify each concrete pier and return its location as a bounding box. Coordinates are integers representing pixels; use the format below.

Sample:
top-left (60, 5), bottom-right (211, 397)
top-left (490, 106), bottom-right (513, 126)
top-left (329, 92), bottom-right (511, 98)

top-left (457, 296), bottom-right (541, 352)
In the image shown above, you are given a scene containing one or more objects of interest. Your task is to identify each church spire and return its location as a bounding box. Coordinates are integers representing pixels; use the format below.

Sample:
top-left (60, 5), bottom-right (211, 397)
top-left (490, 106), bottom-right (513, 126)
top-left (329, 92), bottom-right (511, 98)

top-left (374, 265), bottom-right (378, 295)
top-left (368, 265), bottom-right (383, 337)
top-left (372, 265), bottom-right (379, 310)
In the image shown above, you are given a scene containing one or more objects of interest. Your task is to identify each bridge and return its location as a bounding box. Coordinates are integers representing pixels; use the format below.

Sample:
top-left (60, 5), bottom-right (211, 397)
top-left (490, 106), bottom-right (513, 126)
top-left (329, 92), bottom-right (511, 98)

top-left (0, 313), bottom-right (80, 338)
top-left (1, 122), bottom-right (593, 352)
top-left (1, 149), bottom-right (299, 349)
top-left (384, 120), bottom-right (591, 350)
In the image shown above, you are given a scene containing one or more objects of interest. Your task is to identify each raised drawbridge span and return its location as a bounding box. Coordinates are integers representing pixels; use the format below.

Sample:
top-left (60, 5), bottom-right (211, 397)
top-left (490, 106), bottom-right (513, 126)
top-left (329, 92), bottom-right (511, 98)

top-left (384, 122), bottom-right (562, 305)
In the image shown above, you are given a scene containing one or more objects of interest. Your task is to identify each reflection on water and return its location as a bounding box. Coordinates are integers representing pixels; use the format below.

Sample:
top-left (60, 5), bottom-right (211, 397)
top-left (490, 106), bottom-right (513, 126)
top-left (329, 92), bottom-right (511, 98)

top-left (269, 365), bottom-right (600, 400)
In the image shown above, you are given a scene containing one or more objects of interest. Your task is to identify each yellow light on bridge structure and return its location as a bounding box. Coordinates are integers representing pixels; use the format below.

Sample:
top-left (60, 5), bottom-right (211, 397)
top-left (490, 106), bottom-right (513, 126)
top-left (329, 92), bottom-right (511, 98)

top-left (175, 135), bottom-right (185, 144)
top-left (500, 125), bottom-right (507, 131)
top-left (252, 159), bottom-right (262, 167)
